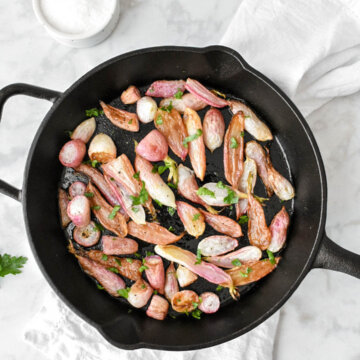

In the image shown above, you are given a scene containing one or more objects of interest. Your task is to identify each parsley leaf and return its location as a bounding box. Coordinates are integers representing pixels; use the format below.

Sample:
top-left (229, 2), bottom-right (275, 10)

top-left (240, 131), bottom-right (245, 137)
top-left (156, 115), bottom-right (163, 125)
top-left (238, 215), bottom-right (249, 224)
top-left (192, 213), bottom-right (200, 221)
top-left (192, 309), bottom-right (202, 320)
top-left (93, 222), bottom-right (105, 232)
top-left (168, 226), bottom-right (175, 232)
top-left (216, 285), bottom-right (223, 291)
top-left (134, 252), bottom-right (141, 258)
top-left (196, 187), bottom-right (215, 198)
top-left (128, 119), bottom-right (132, 125)
top-left (84, 192), bottom-right (94, 198)
top-left (223, 187), bottom-right (239, 204)
top-left (160, 101), bottom-right (173, 113)
top-left (126, 258), bottom-right (133, 264)
top-left (230, 137), bottom-right (238, 149)
top-left (85, 108), bottom-right (102, 117)
top-left (101, 254), bottom-right (108, 261)
top-left (174, 90), bottom-right (183, 99)
top-left (146, 251), bottom-right (154, 257)
top-left (117, 287), bottom-right (130, 299)
top-left (195, 249), bottom-right (202, 265)
top-left (133, 171), bottom-right (140, 179)
top-left (183, 129), bottom-right (203, 148)
top-left (0, 254), bottom-right (27, 277)
top-left (108, 205), bottom-right (121, 220)
top-left (231, 259), bottom-right (242, 267)
top-left (168, 207), bottom-right (176, 216)
top-left (266, 250), bottom-right (276, 264)
top-left (153, 290), bottom-right (158, 295)
top-left (216, 181), bottom-right (226, 189)
top-left (239, 267), bottom-right (252, 277)
top-left (154, 199), bottom-right (162, 207)
top-left (108, 267), bottom-right (119, 274)
top-left (91, 205), bottom-right (101, 211)
top-left (167, 182), bottom-right (177, 189)
top-left (192, 301), bottom-right (199, 309)
top-left (96, 284), bottom-right (104, 290)
top-left (139, 265), bottom-right (149, 273)
top-left (130, 181), bottom-right (148, 206)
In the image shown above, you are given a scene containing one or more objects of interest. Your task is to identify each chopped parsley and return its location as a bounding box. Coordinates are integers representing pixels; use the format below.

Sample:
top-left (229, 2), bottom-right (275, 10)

top-left (108, 205), bottom-right (121, 220)
top-left (223, 187), bottom-right (239, 204)
top-left (266, 249), bottom-right (276, 265)
top-left (160, 101), bottom-right (173, 113)
top-left (101, 254), bottom-right (108, 261)
top-left (192, 301), bottom-right (199, 309)
top-left (93, 222), bottom-right (105, 232)
top-left (108, 267), bottom-right (119, 274)
top-left (240, 131), bottom-right (245, 137)
top-left (153, 290), bottom-right (158, 295)
top-left (134, 252), bottom-right (141, 258)
top-left (230, 137), bottom-right (238, 149)
top-left (126, 258), bottom-right (133, 264)
top-left (239, 267), bottom-right (252, 277)
top-left (154, 199), bottom-right (163, 207)
top-left (183, 129), bottom-right (203, 148)
top-left (91, 205), bottom-right (101, 211)
top-left (128, 119), bottom-right (133, 125)
top-left (168, 207), bottom-right (176, 216)
top-left (132, 206), bottom-right (139, 213)
top-left (96, 284), bottom-right (104, 290)
top-left (84, 192), bottom-right (94, 198)
top-left (146, 251), bottom-right (154, 257)
top-left (117, 287), bottom-right (130, 299)
top-left (195, 249), bottom-right (202, 265)
top-left (156, 115), bottom-right (163, 125)
top-left (130, 181), bottom-right (148, 206)
top-left (174, 90), bottom-right (183, 99)
top-left (196, 187), bottom-right (215, 198)
top-left (133, 171), bottom-right (140, 179)
top-left (141, 284), bottom-right (146, 289)
top-left (216, 285), bottom-right (223, 291)
top-left (167, 182), bottom-right (177, 189)
top-left (238, 215), bottom-right (249, 224)
top-left (216, 181), bottom-right (226, 189)
top-left (85, 108), bottom-right (103, 117)
top-left (168, 226), bottom-right (175, 232)
top-left (192, 309), bottom-right (202, 320)
top-left (139, 265), bottom-right (149, 273)
top-left (91, 159), bottom-right (100, 168)
top-left (231, 259), bottom-right (242, 267)
top-left (114, 258), bottom-right (122, 266)
top-left (192, 213), bottom-right (201, 221)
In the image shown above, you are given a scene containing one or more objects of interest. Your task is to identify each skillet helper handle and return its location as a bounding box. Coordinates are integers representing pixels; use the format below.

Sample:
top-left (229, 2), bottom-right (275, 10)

top-left (312, 233), bottom-right (360, 278)
top-left (0, 83), bottom-right (62, 202)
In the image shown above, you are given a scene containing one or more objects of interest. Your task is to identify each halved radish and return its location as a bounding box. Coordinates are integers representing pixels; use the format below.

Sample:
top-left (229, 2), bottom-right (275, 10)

top-left (73, 221), bottom-right (101, 247)
top-left (59, 139), bottom-right (86, 168)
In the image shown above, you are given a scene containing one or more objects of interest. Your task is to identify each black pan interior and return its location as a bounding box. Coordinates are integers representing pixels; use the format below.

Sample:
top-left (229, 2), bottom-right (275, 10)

top-left (23, 46), bottom-right (326, 350)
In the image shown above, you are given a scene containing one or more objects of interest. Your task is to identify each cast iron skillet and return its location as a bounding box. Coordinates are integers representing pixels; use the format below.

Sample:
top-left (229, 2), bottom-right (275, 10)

top-left (0, 46), bottom-right (359, 351)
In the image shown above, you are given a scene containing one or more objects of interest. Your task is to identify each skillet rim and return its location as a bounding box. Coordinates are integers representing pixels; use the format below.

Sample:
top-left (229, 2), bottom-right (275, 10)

top-left (21, 45), bottom-right (327, 350)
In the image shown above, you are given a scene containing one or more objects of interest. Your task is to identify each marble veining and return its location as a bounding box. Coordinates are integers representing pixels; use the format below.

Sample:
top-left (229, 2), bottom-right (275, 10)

top-left (0, 1), bottom-right (359, 359)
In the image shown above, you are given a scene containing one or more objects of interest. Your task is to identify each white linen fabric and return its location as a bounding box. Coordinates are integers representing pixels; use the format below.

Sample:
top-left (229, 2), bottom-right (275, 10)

top-left (24, 0), bottom-right (360, 359)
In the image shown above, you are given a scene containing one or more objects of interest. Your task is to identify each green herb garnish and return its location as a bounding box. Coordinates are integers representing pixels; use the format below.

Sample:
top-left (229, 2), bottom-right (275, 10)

top-left (238, 215), bottom-right (249, 224)
top-left (117, 287), bottom-right (130, 299)
top-left (196, 187), bottom-right (215, 198)
top-left (160, 101), bottom-right (173, 113)
top-left (85, 108), bottom-right (102, 117)
top-left (146, 251), bottom-right (154, 257)
top-left (223, 188), bottom-right (239, 204)
top-left (108, 267), bottom-right (119, 274)
top-left (114, 258), bottom-right (122, 266)
top-left (216, 285), bottom-right (223, 291)
top-left (141, 284), bottom-right (146, 289)
top-left (153, 290), bottom-right (158, 295)
top-left (191, 309), bottom-right (202, 320)
top-left (231, 259), bottom-right (242, 267)
top-left (183, 129), bottom-right (203, 148)
top-left (156, 115), bottom-right (163, 125)
top-left (133, 171), bottom-right (140, 179)
top-left (240, 131), bottom-right (245, 137)
top-left (65, 130), bottom-right (73, 137)
top-left (192, 213), bottom-right (201, 221)
top-left (192, 301), bottom-right (199, 309)
top-left (96, 284), bottom-right (104, 290)
top-left (91, 205), bottom-right (101, 211)
top-left (230, 137), bottom-right (238, 149)
top-left (195, 249), bottom-right (202, 265)
top-left (168, 207), bottom-right (176, 216)
top-left (168, 226), bottom-right (175, 232)
top-left (216, 181), bottom-right (226, 189)
top-left (84, 192), bottom-right (94, 198)
top-left (130, 181), bottom-right (148, 206)
top-left (101, 254), bottom-right (108, 261)
top-left (126, 258), bottom-right (133, 264)
top-left (266, 250), bottom-right (276, 265)
top-left (239, 267), bottom-right (252, 277)
top-left (167, 182), bottom-right (177, 189)
top-left (174, 90), bottom-right (183, 99)
top-left (91, 159), bottom-right (100, 168)
top-left (139, 265), bottom-right (149, 273)
top-left (93, 222), bottom-right (105, 232)
top-left (0, 254), bottom-right (27, 277)
top-left (108, 205), bottom-right (121, 220)
top-left (134, 252), bottom-right (141, 258)
top-left (154, 199), bottom-right (163, 207)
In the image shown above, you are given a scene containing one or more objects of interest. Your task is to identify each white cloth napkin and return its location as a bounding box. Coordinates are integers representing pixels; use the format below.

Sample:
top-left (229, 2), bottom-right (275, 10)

top-left (24, 0), bottom-right (360, 359)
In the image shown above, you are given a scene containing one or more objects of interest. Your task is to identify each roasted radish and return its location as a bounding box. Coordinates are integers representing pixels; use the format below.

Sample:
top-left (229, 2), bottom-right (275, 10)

top-left (71, 117), bottom-right (96, 143)
top-left (176, 265), bottom-right (198, 287)
top-left (171, 290), bottom-right (199, 313)
top-left (144, 255), bottom-right (165, 294)
top-left (164, 262), bottom-right (179, 302)
top-left (136, 96), bottom-right (158, 123)
top-left (58, 188), bottom-right (71, 228)
top-left (88, 133), bottom-right (116, 164)
top-left (121, 85), bottom-right (141, 104)
top-left (176, 201), bottom-right (205, 238)
top-left (146, 80), bottom-right (186, 98)
top-left (203, 108), bottom-right (225, 152)
top-left (102, 235), bottom-right (138, 255)
top-left (136, 129), bottom-right (168, 161)
top-left (67, 195), bottom-right (90, 227)
top-left (73, 221), bottom-right (101, 247)
top-left (268, 206), bottom-right (290, 252)
top-left (198, 292), bottom-right (220, 314)
top-left (68, 181), bottom-right (86, 198)
top-left (198, 236), bottom-right (238, 257)
top-left (59, 139), bottom-right (86, 168)
top-left (159, 93), bottom-right (207, 113)
top-left (146, 295), bottom-right (169, 320)
top-left (128, 279), bottom-right (153, 308)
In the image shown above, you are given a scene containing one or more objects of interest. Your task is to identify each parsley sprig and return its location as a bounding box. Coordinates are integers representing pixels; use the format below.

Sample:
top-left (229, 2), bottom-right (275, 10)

top-left (0, 254), bottom-right (28, 277)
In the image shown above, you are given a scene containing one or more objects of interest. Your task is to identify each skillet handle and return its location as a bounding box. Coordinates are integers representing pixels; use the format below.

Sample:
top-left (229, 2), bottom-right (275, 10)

top-left (0, 83), bottom-right (62, 202)
top-left (312, 233), bottom-right (360, 278)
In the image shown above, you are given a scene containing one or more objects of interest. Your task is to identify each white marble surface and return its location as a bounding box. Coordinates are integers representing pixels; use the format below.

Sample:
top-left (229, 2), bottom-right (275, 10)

top-left (0, 0), bottom-right (359, 359)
